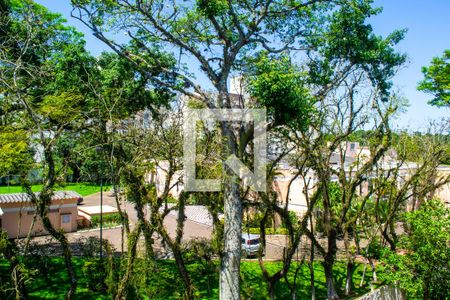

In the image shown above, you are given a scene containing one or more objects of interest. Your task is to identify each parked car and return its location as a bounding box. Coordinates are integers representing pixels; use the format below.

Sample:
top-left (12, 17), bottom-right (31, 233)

top-left (241, 233), bottom-right (262, 257)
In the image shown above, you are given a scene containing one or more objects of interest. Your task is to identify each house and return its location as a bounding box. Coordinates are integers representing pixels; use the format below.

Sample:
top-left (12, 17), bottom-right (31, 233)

top-left (146, 160), bottom-right (184, 199)
top-left (0, 191), bottom-right (81, 238)
top-left (432, 165), bottom-right (450, 208)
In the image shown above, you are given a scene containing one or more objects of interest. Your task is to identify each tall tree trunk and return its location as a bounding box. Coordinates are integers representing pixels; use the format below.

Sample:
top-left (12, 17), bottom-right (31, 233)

top-left (343, 228), bottom-right (355, 296)
top-left (70, 164), bottom-right (81, 183)
top-left (309, 244), bottom-right (316, 300)
top-left (345, 261), bottom-right (355, 295)
top-left (154, 195), bottom-right (194, 299)
top-left (423, 278), bottom-right (430, 300)
top-left (323, 259), bottom-right (339, 300)
top-left (268, 279), bottom-right (276, 300)
top-left (323, 229), bottom-right (339, 300)
top-left (220, 177), bottom-right (242, 300)
top-left (309, 213), bottom-right (316, 300)
top-left (115, 224), bottom-right (141, 300)
top-left (382, 225), bottom-right (396, 251)
top-left (219, 87), bottom-right (243, 300)
top-left (370, 260), bottom-right (377, 282)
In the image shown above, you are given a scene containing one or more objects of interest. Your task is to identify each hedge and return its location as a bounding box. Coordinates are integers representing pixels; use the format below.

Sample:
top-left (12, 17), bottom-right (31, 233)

top-left (90, 213), bottom-right (123, 228)
top-left (244, 227), bottom-right (288, 235)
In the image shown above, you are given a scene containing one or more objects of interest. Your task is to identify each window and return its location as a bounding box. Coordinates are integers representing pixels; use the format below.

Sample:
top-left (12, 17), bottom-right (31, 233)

top-left (249, 239), bottom-right (260, 245)
top-left (61, 214), bottom-right (71, 224)
top-left (350, 143), bottom-right (356, 150)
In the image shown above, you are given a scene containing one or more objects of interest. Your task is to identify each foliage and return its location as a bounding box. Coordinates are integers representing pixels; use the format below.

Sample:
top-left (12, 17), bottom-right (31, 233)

top-left (0, 230), bottom-right (10, 255)
top-left (418, 49), bottom-right (450, 107)
top-left (381, 199), bottom-right (450, 300)
top-left (82, 259), bottom-right (107, 292)
top-left (22, 238), bottom-right (54, 279)
top-left (246, 227), bottom-right (289, 235)
top-left (308, 1), bottom-right (406, 100)
top-left (315, 182), bottom-right (344, 232)
top-left (89, 213), bottom-right (123, 228)
top-left (247, 52), bottom-right (314, 130)
top-left (243, 212), bottom-right (273, 229)
top-left (196, 0), bottom-right (228, 17)
top-left (0, 257), bottom-right (380, 299)
top-left (393, 129), bottom-right (450, 166)
top-left (76, 236), bottom-right (103, 258)
top-left (362, 237), bottom-right (384, 260)
top-left (0, 126), bottom-right (33, 176)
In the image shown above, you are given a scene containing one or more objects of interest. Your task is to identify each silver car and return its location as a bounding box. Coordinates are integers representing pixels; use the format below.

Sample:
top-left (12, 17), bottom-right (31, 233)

top-left (241, 233), bottom-right (262, 257)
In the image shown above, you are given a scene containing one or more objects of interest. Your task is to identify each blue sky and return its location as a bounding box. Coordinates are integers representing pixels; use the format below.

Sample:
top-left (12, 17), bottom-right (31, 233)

top-left (35, 0), bottom-right (449, 130)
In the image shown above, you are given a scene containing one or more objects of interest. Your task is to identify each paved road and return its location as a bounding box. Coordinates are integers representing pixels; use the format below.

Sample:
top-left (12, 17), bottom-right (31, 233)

top-left (37, 193), bottom-right (351, 260)
top-left (77, 193), bottom-right (325, 260)
top-left (78, 193), bottom-right (214, 254)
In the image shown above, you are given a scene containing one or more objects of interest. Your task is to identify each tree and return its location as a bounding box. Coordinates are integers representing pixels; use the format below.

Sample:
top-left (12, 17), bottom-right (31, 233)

top-left (71, 1), bottom-right (407, 298)
top-left (382, 199), bottom-right (450, 300)
top-left (418, 49), bottom-right (450, 107)
top-left (0, 1), bottom-right (96, 297)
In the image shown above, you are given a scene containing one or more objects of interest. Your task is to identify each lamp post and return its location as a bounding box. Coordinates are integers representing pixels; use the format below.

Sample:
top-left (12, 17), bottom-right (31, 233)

top-left (96, 147), bottom-right (104, 260)
top-left (100, 176), bottom-right (103, 260)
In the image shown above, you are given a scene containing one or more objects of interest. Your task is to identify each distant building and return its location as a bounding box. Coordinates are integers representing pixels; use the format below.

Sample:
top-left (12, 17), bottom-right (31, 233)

top-left (0, 191), bottom-right (81, 238)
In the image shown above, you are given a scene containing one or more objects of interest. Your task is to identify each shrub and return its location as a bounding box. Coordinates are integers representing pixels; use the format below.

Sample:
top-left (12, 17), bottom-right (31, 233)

top-left (90, 212), bottom-right (123, 228)
top-left (245, 227), bottom-right (288, 235)
top-left (243, 213), bottom-right (274, 229)
top-left (77, 236), bottom-right (103, 258)
top-left (22, 238), bottom-right (54, 278)
top-left (82, 259), bottom-right (107, 292)
top-left (363, 236), bottom-right (383, 259)
top-left (381, 199), bottom-right (450, 300)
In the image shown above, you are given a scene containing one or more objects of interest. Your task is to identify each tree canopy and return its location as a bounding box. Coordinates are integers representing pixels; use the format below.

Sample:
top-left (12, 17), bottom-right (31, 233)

top-left (418, 49), bottom-right (450, 107)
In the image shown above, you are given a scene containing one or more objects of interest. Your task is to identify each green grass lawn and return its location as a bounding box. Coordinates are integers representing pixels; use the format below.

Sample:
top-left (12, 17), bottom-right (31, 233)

top-left (0, 183), bottom-right (111, 196)
top-left (0, 258), bottom-right (381, 299)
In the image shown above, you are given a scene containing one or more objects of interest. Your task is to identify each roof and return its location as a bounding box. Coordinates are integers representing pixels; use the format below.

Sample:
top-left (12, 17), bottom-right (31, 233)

top-left (163, 205), bottom-right (224, 226)
top-left (78, 205), bottom-right (118, 216)
top-left (0, 191), bottom-right (82, 204)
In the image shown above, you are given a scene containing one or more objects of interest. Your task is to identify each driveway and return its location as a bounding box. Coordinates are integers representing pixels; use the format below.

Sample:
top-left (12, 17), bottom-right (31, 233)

top-left (77, 193), bottom-right (214, 253)
top-left (40, 192), bottom-right (317, 260)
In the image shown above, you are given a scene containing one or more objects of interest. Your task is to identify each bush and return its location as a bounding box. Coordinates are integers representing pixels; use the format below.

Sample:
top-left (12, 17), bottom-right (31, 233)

top-left (363, 237), bottom-right (383, 259)
top-left (77, 236), bottom-right (103, 258)
top-left (22, 238), bottom-right (54, 278)
top-left (245, 227), bottom-right (288, 235)
top-left (90, 212), bottom-right (123, 228)
top-left (243, 213), bottom-right (274, 229)
top-left (82, 259), bottom-right (107, 292)
top-left (381, 199), bottom-right (450, 300)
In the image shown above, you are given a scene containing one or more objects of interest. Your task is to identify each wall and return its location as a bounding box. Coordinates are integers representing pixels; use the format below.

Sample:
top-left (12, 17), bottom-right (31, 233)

top-left (434, 167), bottom-right (450, 208)
top-left (0, 198), bottom-right (78, 238)
top-left (273, 168), bottom-right (315, 215)
top-left (357, 285), bottom-right (405, 300)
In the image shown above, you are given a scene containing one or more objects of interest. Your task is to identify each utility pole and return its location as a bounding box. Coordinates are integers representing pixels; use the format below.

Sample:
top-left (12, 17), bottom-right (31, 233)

top-left (100, 176), bottom-right (103, 260)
